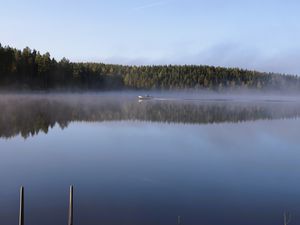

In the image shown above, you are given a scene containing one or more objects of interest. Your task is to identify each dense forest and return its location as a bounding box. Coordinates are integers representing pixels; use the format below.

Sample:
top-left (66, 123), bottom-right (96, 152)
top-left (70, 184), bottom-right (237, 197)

top-left (1, 95), bottom-right (300, 138)
top-left (0, 43), bottom-right (299, 90)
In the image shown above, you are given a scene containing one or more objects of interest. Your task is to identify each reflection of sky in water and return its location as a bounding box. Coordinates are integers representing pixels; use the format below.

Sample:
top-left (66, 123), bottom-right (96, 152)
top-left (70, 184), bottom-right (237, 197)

top-left (0, 119), bottom-right (300, 225)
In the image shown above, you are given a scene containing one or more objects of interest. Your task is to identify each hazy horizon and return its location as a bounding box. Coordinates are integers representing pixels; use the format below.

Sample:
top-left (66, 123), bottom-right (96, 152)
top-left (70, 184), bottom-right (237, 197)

top-left (1, 0), bottom-right (300, 75)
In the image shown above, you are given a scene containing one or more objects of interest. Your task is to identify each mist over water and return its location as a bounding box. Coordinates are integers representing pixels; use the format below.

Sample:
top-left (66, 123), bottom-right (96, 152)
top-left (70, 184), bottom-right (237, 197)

top-left (1, 91), bottom-right (300, 139)
top-left (1, 91), bottom-right (300, 225)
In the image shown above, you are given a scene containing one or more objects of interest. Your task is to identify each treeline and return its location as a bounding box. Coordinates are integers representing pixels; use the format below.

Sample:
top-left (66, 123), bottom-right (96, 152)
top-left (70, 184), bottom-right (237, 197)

top-left (0, 43), bottom-right (299, 90)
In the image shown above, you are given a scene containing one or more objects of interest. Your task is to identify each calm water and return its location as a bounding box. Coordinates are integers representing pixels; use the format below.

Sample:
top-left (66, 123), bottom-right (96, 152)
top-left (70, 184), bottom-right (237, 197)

top-left (1, 93), bottom-right (300, 225)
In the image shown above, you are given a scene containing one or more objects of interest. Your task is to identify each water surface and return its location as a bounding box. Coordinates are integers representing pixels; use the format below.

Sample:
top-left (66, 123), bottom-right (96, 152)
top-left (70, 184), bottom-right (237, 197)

top-left (0, 93), bottom-right (300, 225)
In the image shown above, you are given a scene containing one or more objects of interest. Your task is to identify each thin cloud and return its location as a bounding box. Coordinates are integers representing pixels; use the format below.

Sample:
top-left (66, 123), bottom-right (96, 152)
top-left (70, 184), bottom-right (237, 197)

top-left (133, 1), bottom-right (169, 11)
top-left (169, 43), bottom-right (300, 75)
top-left (99, 43), bottom-right (300, 75)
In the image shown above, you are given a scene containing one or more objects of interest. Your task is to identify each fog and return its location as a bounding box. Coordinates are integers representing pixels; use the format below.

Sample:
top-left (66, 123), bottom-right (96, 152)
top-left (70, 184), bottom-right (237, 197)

top-left (1, 91), bottom-right (300, 139)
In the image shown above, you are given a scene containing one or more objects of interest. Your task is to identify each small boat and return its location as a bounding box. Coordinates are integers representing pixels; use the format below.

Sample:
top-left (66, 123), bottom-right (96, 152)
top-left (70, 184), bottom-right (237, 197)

top-left (138, 95), bottom-right (153, 100)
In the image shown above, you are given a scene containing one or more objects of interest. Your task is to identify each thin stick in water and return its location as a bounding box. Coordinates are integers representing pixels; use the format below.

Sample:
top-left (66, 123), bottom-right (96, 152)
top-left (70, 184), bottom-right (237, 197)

top-left (68, 185), bottom-right (74, 225)
top-left (19, 186), bottom-right (24, 225)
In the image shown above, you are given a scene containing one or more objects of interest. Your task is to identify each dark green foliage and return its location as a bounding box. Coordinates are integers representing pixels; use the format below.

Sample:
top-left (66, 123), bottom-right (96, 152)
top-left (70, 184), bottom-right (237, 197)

top-left (0, 43), bottom-right (299, 90)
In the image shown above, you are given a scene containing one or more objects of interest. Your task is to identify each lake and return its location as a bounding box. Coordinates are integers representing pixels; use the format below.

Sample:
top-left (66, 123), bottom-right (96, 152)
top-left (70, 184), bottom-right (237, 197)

top-left (0, 93), bottom-right (300, 225)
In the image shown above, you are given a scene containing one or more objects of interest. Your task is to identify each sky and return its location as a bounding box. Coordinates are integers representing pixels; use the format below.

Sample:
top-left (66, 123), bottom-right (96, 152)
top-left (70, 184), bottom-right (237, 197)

top-left (0, 0), bottom-right (300, 74)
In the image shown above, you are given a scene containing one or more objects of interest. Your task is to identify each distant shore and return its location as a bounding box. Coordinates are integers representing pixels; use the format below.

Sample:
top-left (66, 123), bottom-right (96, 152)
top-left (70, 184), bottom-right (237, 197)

top-left (1, 44), bottom-right (300, 92)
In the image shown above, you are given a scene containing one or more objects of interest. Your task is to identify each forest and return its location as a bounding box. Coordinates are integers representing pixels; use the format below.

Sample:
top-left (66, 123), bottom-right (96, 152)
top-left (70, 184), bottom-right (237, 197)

top-left (0, 43), bottom-right (299, 90)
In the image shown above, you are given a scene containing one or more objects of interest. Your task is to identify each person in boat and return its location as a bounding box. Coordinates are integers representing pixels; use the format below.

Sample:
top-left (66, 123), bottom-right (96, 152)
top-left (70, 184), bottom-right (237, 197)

top-left (138, 95), bottom-right (153, 100)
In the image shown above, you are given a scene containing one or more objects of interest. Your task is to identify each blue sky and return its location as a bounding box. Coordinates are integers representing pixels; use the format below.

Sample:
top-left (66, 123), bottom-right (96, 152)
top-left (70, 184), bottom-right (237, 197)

top-left (0, 0), bottom-right (300, 74)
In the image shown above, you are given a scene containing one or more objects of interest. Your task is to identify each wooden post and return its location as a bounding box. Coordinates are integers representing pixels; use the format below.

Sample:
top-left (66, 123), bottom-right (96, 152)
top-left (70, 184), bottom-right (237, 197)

top-left (19, 186), bottom-right (24, 225)
top-left (284, 211), bottom-right (292, 225)
top-left (177, 216), bottom-right (181, 225)
top-left (68, 185), bottom-right (73, 225)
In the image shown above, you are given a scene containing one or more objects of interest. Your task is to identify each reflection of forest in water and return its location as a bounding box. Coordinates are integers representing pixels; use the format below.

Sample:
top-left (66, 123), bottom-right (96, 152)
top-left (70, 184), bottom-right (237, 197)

top-left (1, 94), bottom-right (300, 138)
